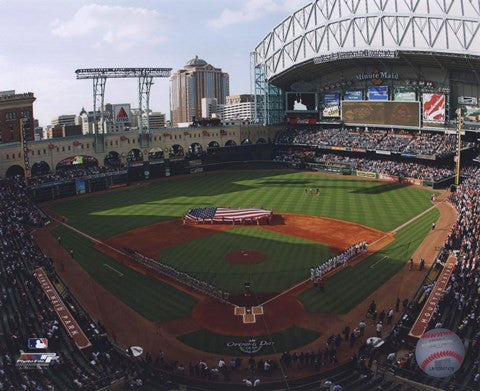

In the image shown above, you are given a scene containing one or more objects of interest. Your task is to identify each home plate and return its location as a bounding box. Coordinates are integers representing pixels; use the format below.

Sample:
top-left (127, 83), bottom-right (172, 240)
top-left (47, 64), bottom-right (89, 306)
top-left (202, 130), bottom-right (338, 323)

top-left (234, 305), bottom-right (264, 324)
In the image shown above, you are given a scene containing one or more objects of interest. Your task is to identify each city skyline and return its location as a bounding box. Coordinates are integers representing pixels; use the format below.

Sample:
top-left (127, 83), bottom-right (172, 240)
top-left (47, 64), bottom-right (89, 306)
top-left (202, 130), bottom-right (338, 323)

top-left (0, 0), bottom-right (305, 127)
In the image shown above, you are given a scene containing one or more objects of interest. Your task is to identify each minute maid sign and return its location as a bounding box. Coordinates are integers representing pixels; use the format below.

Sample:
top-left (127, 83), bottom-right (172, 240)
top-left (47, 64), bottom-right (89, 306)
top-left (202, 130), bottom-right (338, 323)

top-left (226, 338), bottom-right (274, 354)
top-left (113, 104), bottom-right (131, 124)
top-left (355, 69), bottom-right (399, 85)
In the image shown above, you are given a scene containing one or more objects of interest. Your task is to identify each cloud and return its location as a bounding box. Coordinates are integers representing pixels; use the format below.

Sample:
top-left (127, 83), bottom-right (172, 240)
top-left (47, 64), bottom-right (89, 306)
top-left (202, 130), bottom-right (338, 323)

top-left (0, 60), bottom-right (89, 126)
top-left (51, 4), bottom-right (170, 50)
top-left (207, 0), bottom-right (307, 29)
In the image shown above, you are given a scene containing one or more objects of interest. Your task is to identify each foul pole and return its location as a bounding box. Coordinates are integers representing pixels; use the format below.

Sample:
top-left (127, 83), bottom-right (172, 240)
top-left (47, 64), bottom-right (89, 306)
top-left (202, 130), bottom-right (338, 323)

top-left (455, 108), bottom-right (463, 186)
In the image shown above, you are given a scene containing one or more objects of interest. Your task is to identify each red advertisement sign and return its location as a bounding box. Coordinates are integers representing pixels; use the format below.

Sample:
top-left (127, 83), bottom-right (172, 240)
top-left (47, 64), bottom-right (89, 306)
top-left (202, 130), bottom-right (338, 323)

top-left (35, 268), bottom-right (91, 350)
top-left (401, 177), bottom-right (423, 186)
top-left (409, 256), bottom-right (456, 339)
top-left (379, 174), bottom-right (398, 182)
top-left (288, 113), bottom-right (317, 124)
top-left (423, 93), bottom-right (445, 123)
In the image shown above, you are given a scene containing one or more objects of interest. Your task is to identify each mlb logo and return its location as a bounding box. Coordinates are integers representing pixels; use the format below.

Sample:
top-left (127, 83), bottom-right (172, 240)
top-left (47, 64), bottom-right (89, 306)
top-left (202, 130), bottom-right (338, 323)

top-left (28, 338), bottom-right (48, 349)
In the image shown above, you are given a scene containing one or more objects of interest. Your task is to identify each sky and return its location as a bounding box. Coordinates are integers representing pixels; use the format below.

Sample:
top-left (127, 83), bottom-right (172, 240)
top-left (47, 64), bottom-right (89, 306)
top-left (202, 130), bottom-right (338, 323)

top-left (0, 0), bottom-right (307, 127)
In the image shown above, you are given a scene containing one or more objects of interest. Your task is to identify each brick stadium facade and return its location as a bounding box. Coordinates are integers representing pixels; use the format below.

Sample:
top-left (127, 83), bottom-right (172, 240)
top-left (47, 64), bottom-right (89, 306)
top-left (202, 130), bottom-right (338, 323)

top-left (0, 124), bottom-right (281, 178)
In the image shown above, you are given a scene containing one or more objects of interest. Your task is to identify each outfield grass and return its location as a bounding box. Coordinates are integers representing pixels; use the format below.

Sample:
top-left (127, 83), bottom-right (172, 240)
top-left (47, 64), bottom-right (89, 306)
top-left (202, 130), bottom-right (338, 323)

top-left (50, 171), bottom-right (434, 239)
top-left (159, 227), bottom-right (333, 294)
top-left (177, 326), bottom-right (321, 356)
top-left (298, 207), bottom-right (440, 314)
top-left (52, 225), bottom-right (198, 321)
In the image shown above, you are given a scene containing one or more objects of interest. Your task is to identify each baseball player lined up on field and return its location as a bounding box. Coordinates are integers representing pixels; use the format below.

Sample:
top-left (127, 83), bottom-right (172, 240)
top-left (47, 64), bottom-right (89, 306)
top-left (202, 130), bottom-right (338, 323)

top-left (304, 188), bottom-right (320, 196)
top-left (124, 248), bottom-right (230, 302)
top-left (310, 241), bottom-right (368, 280)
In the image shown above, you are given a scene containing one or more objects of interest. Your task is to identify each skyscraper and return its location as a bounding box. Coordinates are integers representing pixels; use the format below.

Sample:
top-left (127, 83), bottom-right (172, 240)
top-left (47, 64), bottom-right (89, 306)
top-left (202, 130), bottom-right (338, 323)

top-left (170, 56), bottom-right (229, 126)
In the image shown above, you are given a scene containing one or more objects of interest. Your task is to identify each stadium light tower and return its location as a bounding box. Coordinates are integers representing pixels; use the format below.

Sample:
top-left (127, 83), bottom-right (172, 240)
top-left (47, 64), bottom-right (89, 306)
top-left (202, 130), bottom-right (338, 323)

top-left (75, 68), bottom-right (172, 152)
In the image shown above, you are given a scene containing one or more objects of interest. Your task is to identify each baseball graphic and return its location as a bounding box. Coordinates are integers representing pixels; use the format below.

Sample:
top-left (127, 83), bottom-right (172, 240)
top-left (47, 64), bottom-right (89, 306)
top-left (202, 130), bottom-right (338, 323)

top-left (415, 328), bottom-right (465, 378)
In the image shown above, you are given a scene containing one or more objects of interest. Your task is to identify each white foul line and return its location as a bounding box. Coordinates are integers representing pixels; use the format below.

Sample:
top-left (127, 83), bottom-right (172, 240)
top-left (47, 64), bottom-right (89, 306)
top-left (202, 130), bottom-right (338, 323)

top-left (369, 255), bottom-right (388, 269)
top-left (53, 217), bottom-right (238, 307)
top-left (103, 264), bottom-right (124, 276)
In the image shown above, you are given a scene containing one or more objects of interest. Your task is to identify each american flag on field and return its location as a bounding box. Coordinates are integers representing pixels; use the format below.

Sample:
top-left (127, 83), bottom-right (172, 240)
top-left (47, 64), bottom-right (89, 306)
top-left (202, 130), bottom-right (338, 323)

top-left (185, 207), bottom-right (272, 223)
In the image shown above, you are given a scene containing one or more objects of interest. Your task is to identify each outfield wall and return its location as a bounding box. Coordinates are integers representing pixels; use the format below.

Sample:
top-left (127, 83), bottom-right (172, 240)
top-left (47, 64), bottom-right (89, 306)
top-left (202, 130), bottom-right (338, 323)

top-left (29, 156), bottom-right (453, 202)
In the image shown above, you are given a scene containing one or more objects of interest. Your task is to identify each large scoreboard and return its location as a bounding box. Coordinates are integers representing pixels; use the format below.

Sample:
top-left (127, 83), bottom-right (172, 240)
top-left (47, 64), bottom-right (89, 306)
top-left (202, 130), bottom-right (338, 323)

top-left (341, 101), bottom-right (420, 128)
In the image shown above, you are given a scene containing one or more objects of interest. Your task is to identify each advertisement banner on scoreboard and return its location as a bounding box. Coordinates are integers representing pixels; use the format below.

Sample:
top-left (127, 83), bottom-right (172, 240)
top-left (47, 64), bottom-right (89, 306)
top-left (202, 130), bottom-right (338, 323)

top-left (322, 93), bottom-right (340, 117)
top-left (422, 93), bottom-right (445, 123)
top-left (464, 105), bottom-right (480, 123)
top-left (344, 90), bottom-right (363, 101)
top-left (368, 86), bottom-right (389, 101)
top-left (394, 87), bottom-right (416, 102)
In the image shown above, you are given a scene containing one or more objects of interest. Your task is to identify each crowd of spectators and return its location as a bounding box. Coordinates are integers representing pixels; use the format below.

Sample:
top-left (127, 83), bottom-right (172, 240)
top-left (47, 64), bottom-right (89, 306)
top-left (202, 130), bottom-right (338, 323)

top-left (273, 150), bottom-right (314, 165)
top-left (276, 126), bottom-right (474, 156)
top-left (329, 130), bottom-right (385, 150)
top-left (274, 148), bottom-right (460, 181)
top-left (375, 132), bottom-right (412, 153)
top-left (403, 133), bottom-right (447, 155)
top-left (276, 128), bottom-right (341, 147)
top-left (0, 177), bottom-right (137, 390)
top-left (436, 134), bottom-right (464, 156)
top-left (125, 249), bottom-right (230, 303)
top-left (377, 165), bottom-right (480, 390)
top-left (28, 164), bottom-right (127, 187)
top-left (314, 153), bottom-right (455, 181)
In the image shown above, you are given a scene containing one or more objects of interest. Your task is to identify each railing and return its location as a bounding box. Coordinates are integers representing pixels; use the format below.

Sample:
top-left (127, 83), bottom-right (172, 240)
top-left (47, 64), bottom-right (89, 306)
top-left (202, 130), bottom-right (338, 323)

top-left (375, 362), bottom-right (477, 391)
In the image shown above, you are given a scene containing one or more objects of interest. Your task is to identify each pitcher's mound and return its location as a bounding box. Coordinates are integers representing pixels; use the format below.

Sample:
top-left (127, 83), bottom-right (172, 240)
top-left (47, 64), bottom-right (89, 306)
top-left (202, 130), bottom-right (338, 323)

top-left (227, 250), bottom-right (265, 265)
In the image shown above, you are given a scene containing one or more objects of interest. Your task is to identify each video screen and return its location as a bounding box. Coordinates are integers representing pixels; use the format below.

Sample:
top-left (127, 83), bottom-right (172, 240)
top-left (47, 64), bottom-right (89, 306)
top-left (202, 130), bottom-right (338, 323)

top-left (342, 101), bottom-right (420, 127)
top-left (286, 92), bottom-right (317, 111)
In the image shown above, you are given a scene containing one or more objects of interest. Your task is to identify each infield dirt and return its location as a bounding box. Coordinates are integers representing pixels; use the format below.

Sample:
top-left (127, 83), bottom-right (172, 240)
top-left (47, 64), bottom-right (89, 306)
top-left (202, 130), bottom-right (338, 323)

top-left (104, 213), bottom-right (387, 257)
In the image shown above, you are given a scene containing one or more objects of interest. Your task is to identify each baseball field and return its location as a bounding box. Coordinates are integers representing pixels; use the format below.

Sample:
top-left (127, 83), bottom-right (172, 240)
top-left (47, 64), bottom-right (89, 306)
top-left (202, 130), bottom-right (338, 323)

top-left (42, 170), bottom-right (442, 357)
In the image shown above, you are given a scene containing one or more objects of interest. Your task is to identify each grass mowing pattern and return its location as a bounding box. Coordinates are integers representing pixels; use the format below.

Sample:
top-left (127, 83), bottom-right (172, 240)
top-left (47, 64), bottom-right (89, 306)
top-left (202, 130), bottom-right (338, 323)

top-left (159, 227), bottom-right (333, 294)
top-left (50, 171), bottom-right (434, 239)
top-left (177, 327), bottom-right (321, 356)
top-left (52, 225), bottom-right (197, 321)
top-left (299, 207), bottom-right (440, 314)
